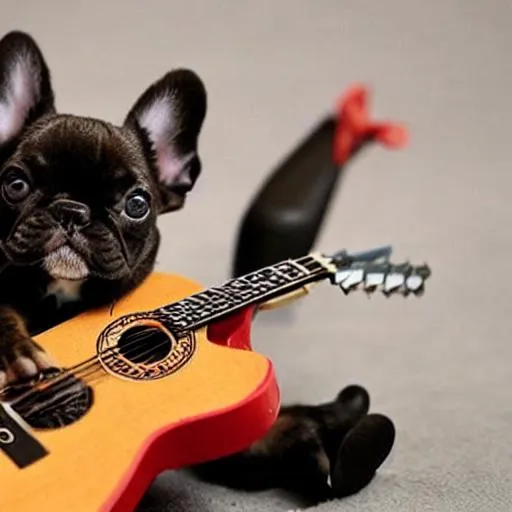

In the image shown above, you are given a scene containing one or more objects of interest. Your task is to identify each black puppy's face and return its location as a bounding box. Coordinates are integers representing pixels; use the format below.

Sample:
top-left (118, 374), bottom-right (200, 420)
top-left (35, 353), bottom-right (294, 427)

top-left (0, 31), bottom-right (207, 284)
top-left (1, 117), bottom-right (159, 281)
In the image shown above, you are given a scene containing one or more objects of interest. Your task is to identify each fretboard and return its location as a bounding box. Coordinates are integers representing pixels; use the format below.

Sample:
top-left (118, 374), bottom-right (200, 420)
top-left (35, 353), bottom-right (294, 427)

top-left (154, 255), bottom-right (329, 334)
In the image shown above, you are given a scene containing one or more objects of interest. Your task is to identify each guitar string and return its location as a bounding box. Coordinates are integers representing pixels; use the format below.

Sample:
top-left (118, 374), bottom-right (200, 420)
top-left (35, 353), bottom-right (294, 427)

top-left (4, 256), bottom-right (323, 408)
top-left (13, 261), bottom-right (328, 411)
top-left (36, 254), bottom-right (321, 386)
top-left (11, 261), bottom-right (328, 416)
top-left (1, 327), bottom-right (157, 402)
top-left (11, 260), bottom-right (423, 419)
top-left (12, 328), bottom-right (161, 405)
top-left (13, 328), bottom-right (162, 410)
top-left (9, 257), bottom-right (425, 413)
top-left (3, 252), bottom-right (414, 400)
top-left (14, 365), bottom-right (108, 419)
top-left (6, 257), bottom-right (424, 412)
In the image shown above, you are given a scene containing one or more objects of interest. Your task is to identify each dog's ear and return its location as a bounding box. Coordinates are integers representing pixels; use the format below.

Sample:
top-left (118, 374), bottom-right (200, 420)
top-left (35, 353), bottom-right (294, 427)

top-left (0, 31), bottom-right (55, 146)
top-left (124, 69), bottom-right (207, 213)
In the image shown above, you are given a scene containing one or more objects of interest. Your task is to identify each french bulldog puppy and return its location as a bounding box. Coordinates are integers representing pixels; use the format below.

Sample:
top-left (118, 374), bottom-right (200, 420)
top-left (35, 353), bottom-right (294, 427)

top-left (0, 31), bottom-right (395, 506)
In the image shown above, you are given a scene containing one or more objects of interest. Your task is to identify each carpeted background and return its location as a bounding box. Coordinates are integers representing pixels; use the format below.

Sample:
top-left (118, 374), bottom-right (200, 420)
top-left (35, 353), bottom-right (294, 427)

top-left (2, 1), bottom-right (511, 510)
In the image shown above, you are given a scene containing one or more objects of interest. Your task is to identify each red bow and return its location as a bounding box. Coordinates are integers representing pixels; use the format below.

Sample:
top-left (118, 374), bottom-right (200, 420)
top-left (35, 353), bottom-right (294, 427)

top-left (332, 84), bottom-right (409, 165)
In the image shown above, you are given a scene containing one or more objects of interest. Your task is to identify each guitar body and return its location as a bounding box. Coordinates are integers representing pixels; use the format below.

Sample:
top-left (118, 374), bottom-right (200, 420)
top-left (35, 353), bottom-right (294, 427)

top-left (0, 272), bottom-right (280, 512)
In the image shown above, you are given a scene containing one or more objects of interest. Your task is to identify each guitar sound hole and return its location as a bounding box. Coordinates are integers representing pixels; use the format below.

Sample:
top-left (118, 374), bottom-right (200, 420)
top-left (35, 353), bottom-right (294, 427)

top-left (118, 325), bottom-right (172, 365)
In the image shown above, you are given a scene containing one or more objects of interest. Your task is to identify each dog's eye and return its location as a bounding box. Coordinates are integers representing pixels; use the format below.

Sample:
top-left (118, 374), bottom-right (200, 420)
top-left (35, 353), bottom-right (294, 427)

top-left (124, 192), bottom-right (150, 220)
top-left (1, 169), bottom-right (31, 204)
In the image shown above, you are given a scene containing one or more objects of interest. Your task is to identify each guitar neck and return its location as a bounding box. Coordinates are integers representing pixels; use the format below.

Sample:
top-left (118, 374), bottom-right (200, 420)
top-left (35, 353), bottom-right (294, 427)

top-left (148, 246), bottom-right (431, 336)
top-left (153, 255), bottom-right (329, 334)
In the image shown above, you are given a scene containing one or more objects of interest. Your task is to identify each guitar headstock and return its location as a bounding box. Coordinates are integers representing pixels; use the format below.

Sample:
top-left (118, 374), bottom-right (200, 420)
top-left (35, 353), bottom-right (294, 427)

top-left (314, 245), bottom-right (431, 297)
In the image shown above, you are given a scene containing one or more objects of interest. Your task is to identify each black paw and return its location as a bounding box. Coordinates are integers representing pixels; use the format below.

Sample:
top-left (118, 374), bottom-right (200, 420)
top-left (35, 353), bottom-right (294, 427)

top-left (0, 338), bottom-right (55, 389)
top-left (335, 384), bottom-right (370, 418)
top-left (331, 413), bottom-right (395, 498)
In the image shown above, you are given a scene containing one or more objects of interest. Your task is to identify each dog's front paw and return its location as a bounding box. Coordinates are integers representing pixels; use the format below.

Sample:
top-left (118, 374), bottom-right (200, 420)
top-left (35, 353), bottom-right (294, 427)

top-left (0, 338), bottom-right (55, 389)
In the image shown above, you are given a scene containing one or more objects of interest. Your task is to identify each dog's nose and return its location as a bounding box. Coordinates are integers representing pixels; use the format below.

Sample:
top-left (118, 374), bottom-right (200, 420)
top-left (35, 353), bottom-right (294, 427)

top-left (51, 199), bottom-right (91, 229)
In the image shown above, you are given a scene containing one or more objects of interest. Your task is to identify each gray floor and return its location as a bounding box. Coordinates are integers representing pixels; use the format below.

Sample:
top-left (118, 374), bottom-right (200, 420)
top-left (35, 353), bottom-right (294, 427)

top-left (3, 1), bottom-right (512, 511)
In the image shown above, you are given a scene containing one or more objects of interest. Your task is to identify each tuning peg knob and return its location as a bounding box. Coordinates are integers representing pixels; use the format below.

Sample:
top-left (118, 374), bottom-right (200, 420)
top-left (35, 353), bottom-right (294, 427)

top-left (331, 259), bottom-right (431, 298)
top-left (406, 274), bottom-right (424, 293)
top-left (365, 271), bottom-right (385, 290)
top-left (383, 272), bottom-right (406, 294)
top-left (338, 268), bottom-right (365, 294)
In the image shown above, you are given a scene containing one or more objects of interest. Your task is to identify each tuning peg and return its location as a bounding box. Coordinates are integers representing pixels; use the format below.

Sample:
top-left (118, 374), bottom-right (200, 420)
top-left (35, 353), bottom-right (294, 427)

top-left (383, 272), bottom-right (406, 295)
top-left (405, 274), bottom-right (425, 293)
top-left (364, 271), bottom-right (385, 291)
top-left (338, 268), bottom-right (365, 294)
top-left (333, 269), bottom-right (353, 285)
top-left (331, 259), bottom-right (431, 298)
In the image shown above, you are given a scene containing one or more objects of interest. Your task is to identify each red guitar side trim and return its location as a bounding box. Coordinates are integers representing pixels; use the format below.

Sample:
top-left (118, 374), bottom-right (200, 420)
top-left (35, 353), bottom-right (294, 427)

top-left (207, 305), bottom-right (256, 350)
top-left (99, 363), bottom-right (279, 512)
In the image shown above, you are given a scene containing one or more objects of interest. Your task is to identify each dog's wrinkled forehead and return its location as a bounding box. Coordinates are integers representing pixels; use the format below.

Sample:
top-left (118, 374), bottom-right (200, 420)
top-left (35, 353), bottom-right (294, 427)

top-left (11, 115), bottom-right (149, 198)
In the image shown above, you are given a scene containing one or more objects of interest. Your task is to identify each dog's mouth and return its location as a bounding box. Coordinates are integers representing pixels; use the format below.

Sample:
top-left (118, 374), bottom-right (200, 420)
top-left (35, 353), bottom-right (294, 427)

top-left (3, 225), bottom-right (130, 281)
top-left (43, 245), bottom-right (89, 280)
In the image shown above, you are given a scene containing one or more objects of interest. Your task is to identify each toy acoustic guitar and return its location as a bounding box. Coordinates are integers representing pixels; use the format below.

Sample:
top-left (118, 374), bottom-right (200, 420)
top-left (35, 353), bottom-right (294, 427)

top-left (0, 245), bottom-right (430, 512)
